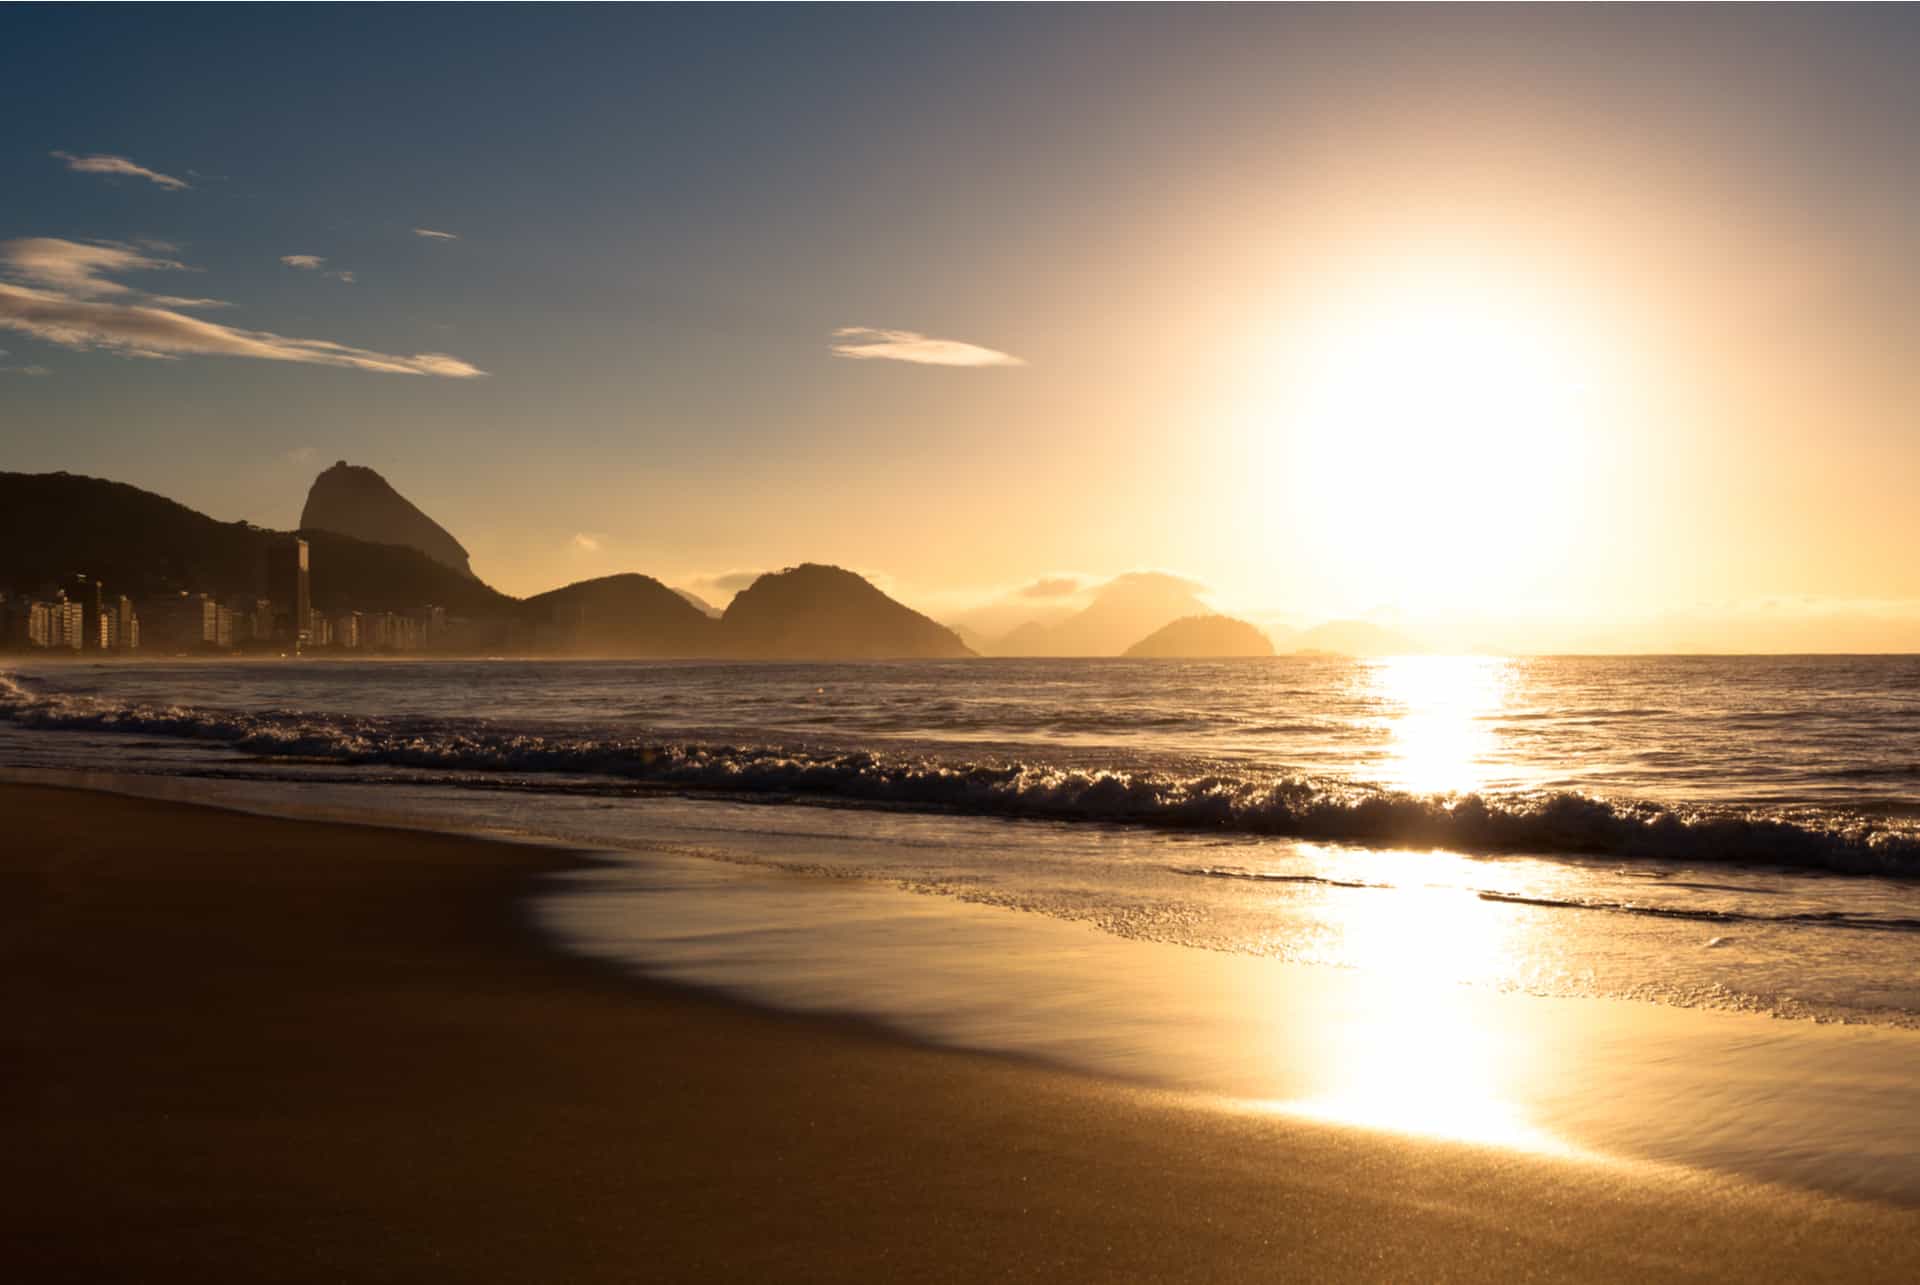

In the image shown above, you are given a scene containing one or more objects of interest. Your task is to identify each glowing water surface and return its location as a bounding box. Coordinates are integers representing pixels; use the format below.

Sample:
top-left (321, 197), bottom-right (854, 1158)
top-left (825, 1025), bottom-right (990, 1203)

top-left (5, 656), bottom-right (1920, 1206)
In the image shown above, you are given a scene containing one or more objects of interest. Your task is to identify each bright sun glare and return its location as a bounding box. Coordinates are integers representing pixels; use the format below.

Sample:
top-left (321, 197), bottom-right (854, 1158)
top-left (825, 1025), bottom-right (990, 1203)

top-left (1255, 266), bottom-right (1622, 612)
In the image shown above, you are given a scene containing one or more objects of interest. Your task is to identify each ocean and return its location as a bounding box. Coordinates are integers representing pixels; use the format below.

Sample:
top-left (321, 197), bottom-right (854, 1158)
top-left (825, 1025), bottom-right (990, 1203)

top-left (5, 654), bottom-right (1920, 1201)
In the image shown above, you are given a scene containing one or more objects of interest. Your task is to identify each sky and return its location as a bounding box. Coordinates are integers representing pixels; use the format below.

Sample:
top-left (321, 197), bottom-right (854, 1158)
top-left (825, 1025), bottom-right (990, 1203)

top-left (6, 5), bottom-right (1920, 651)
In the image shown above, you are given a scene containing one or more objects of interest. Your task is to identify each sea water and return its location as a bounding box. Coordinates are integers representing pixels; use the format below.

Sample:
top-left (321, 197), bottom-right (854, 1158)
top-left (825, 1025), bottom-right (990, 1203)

top-left (5, 655), bottom-right (1919, 1201)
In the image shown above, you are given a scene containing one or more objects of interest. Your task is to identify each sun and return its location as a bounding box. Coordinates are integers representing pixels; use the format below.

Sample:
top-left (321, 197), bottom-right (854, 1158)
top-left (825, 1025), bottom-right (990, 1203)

top-left (1245, 264), bottom-right (1623, 613)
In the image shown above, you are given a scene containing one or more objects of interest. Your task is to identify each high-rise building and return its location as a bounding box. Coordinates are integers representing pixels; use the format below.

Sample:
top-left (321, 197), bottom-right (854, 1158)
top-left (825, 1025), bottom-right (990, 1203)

top-left (116, 598), bottom-right (141, 652)
top-left (27, 600), bottom-right (57, 648)
top-left (263, 536), bottom-right (311, 647)
top-left (67, 575), bottom-right (104, 650)
top-left (57, 597), bottom-right (84, 651)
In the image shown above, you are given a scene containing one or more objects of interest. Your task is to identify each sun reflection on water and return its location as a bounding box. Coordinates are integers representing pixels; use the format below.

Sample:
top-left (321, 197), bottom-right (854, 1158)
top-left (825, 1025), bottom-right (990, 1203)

top-left (1255, 839), bottom-right (1577, 1154)
top-left (1269, 981), bottom-right (1572, 1155)
top-left (1362, 654), bottom-right (1518, 796)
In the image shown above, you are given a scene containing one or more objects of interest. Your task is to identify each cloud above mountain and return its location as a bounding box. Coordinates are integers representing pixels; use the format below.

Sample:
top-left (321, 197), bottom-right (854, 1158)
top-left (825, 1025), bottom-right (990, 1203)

top-left (0, 237), bottom-right (482, 377)
top-left (830, 326), bottom-right (1024, 367)
top-left (1018, 576), bottom-right (1084, 599)
top-left (51, 150), bottom-right (190, 190)
top-left (683, 570), bottom-right (766, 602)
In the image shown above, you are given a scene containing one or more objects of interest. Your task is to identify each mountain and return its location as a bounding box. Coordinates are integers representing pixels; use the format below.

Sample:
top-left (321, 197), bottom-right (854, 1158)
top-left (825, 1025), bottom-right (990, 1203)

top-left (946, 621), bottom-right (992, 654)
top-left (991, 572), bottom-right (1213, 656)
top-left (721, 564), bottom-right (974, 659)
top-left (1124, 614), bottom-right (1274, 658)
top-left (0, 470), bottom-right (508, 613)
top-left (672, 587), bottom-right (724, 619)
top-left (300, 460), bottom-right (476, 579)
top-left (524, 574), bottom-right (718, 656)
top-left (1293, 619), bottom-right (1423, 657)
top-left (303, 531), bottom-right (513, 614)
top-left (3, 473), bottom-right (975, 659)
top-left (993, 619), bottom-right (1058, 655)
top-left (948, 595), bottom-right (1079, 644)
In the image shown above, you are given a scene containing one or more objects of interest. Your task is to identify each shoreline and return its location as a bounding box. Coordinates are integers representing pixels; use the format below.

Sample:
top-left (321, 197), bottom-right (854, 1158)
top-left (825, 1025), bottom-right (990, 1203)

top-left (5, 781), bottom-right (1918, 1281)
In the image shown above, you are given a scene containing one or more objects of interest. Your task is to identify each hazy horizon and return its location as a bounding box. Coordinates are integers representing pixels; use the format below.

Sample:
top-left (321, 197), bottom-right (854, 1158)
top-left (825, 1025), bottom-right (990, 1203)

top-left (8, 7), bottom-right (1920, 652)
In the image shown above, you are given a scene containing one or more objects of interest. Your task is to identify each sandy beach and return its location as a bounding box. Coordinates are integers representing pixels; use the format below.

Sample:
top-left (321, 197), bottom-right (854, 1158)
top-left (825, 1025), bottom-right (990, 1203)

top-left (4, 780), bottom-right (1916, 1282)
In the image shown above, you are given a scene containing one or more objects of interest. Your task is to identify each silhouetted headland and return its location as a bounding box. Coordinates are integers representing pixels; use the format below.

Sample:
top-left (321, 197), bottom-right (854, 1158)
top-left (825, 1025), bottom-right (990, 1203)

top-left (522, 573), bottom-right (717, 657)
top-left (300, 460), bottom-right (477, 580)
top-left (986, 572), bottom-right (1216, 656)
top-left (1123, 614), bottom-right (1275, 658)
top-left (0, 470), bottom-right (973, 659)
top-left (720, 563), bottom-right (972, 660)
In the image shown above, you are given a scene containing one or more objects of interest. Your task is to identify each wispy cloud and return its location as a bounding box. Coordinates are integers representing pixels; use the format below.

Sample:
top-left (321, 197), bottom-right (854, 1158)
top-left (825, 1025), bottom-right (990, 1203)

top-left (0, 237), bottom-right (483, 378)
top-left (283, 255), bottom-right (355, 284)
top-left (687, 570), bottom-right (764, 598)
top-left (830, 326), bottom-right (1024, 368)
top-left (148, 295), bottom-right (231, 310)
top-left (51, 150), bottom-right (190, 191)
top-left (5, 237), bottom-right (185, 296)
top-left (413, 228), bottom-right (459, 241)
top-left (2, 364), bottom-right (53, 376)
top-left (569, 533), bottom-right (603, 553)
top-left (1018, 576), bottom-right (1083, 599)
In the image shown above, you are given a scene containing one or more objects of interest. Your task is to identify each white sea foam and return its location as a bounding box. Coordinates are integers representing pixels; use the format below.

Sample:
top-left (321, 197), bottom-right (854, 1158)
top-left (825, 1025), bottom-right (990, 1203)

top-left (4, 668), bottom-right (1917, 876)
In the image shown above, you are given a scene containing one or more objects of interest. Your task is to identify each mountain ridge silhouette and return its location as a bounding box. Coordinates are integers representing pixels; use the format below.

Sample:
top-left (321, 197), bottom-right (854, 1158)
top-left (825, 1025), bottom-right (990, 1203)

top-left (0, 471), bottom-right (973, 658)
top-left (300, 460), bottom-right (475, 579)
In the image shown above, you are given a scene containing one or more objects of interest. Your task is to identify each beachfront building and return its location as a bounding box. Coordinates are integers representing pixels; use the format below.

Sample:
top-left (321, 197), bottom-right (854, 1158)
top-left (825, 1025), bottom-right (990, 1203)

top-left (26, 600), bottom-right (58, 648)
top-left (2, 592), bottom-right (91, 651)
top-left (109, 597), bottom-right (140, 653)
top-left (225, 595), bottom-right (274, 647)
top-left (67, 575), bottom-right (104, 648)
top-left (264, 536), bottom-right (311, 647)
top-left (141, 593), bottom-right (220, 651)
top-left (0, 583), bottom-right (140, 653)
top-left (406, 605), bottom-right (447, 648)
top-left (331, 610), bottom-right (362, 650)
top-left (56, 598), bottom-right (83, 651)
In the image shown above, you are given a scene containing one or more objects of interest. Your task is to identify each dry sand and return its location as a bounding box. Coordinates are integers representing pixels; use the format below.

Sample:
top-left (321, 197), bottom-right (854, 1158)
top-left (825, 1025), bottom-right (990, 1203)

top-left (3, 781), bottom-right (1915, 1282)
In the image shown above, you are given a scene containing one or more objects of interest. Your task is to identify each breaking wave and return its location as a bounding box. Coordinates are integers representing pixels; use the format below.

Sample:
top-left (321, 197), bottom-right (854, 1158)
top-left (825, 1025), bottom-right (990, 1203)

top-left (4, 671), bottom-right (1918, 877)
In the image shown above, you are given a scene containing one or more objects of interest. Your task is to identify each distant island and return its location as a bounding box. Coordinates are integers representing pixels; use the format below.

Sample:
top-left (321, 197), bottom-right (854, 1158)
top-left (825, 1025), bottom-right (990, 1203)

top-left (1123, 614), bottom-right (1274, 658)
top-left (721, 563), bottom-right (970, 660)
top-left (978, 572), bottom-right (1215, 656)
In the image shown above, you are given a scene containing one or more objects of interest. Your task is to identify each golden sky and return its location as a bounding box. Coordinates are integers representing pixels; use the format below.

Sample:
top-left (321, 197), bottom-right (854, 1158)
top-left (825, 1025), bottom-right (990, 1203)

top-left (8, 7), bottom-right (1919, 650)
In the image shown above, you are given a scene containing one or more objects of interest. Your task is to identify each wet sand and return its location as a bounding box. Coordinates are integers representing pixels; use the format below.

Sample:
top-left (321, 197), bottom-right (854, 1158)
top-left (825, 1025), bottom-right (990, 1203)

top-left (4, 782), bottom-right (1915, 1282)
